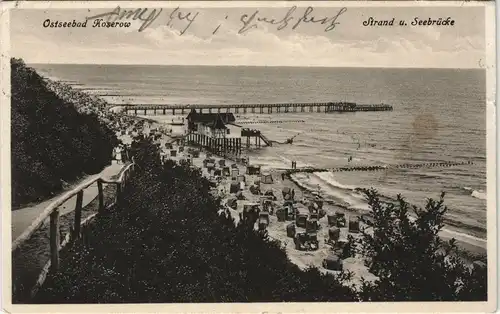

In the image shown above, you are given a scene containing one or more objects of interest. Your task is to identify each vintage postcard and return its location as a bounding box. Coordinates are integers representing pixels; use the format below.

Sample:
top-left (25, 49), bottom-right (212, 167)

top-left (1, 1), bottom-right (497, 313)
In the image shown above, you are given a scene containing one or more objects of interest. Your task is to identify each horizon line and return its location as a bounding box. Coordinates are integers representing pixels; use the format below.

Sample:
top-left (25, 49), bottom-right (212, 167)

top-left (25, 62), bottom-right (483, 70)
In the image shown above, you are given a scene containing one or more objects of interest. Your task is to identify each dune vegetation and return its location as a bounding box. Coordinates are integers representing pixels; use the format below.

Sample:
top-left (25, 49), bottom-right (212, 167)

top-left (34, 136), bottom-right (488, 303)
top-left (10, 58), bottom-right (118, 208)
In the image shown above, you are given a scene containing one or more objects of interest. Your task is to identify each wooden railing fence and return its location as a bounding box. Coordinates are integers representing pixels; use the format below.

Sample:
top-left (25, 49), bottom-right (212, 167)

top-left (12, 162), bottom-right (136, 300)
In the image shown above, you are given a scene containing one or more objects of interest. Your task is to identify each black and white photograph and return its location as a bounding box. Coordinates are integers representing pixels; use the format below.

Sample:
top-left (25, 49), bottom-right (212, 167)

top-left (2, 1), bottom-right (497, 312)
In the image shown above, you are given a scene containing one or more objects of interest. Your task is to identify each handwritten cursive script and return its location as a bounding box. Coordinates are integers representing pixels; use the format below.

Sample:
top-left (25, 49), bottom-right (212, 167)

top-left (166, 7), bottom-right (199, 35)
top-left (86, 7), bottom-right (162, 32)
top-left (84, 6), bottom-right (348, 35)
top-left (239, 6), bottom-right (348, 34)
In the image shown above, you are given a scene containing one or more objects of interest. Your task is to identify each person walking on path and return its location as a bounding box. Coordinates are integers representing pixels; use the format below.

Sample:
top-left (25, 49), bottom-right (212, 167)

top-left (114, 146), bottom-right (122, 164)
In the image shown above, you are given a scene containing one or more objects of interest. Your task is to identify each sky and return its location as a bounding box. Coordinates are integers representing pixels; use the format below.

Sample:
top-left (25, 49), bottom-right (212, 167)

top-left (10, 5), bottom-right (487, 68)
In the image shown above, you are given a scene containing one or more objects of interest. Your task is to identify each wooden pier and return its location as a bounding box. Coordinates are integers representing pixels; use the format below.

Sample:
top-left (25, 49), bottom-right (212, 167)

top-left (122, 102), bottom-right (393, 116)
top-left (186, 133), bottom-right (242, 156)
top-left (241, 128), bottom-right (272, 148)
top-left (185, 127), bottom-right (272, 155)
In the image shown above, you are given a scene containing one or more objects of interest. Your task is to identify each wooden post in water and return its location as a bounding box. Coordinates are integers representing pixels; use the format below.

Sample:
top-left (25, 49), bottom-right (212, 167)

top-left (50, 209), bottom-right (60, 271)
top-left (73, 190), bottom-right (84, 239)
top-left (97, 180), bottom-right (104, 213)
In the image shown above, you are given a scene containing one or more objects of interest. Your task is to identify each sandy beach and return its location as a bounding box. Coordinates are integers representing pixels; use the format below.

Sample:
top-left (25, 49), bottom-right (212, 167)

top-left (143, 120), bottom-right (486, 288)
top-left (154, 134), bottom-right (378, 287)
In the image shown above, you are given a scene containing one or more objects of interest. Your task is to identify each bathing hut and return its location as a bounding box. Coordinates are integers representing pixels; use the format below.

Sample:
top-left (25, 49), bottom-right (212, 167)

top-left (276, 208), bottom-right (286, 222)
top-left (327, 214), bottom-right (336, 226)
top-left (258, 212), bottom-right (270, 231)
top-left (231, 168), bottom-right (240, 178)
top-left (237, 175), bottom-right (246, 183)
top-left (323, 253), bottom-right (343, 271)
top-left (328, 227), bottom-right (340, 242)
top-left (306, 217), bottom-right (319, 232)
top-left (286, 223), bottom-right (296, 238)
top-left (260, 172), bottom-right (274, 184)
top-left (246, 165), bottom-right (261, 175)
top-left (243, 202), bottom-right (260, 221)
top-left (260, 196), bottom-right (273, 211)
top-left (230, 181), bottom-right (240, 194)
top-left (207, 162), bottom-right (216, 172)
top-left (170, 150), bottom-right (177, 157)
top-left (218, 159), bottom-right (226, 167)
top-left (348, 217), bottom-right (360, 233)
top-left (296, 213), bottom-right (308, 228)
top-left (335, 212), bottom-right (347, 227)
top-left (282, 186), bottom-right (291, 198)
top-left (222, 166), bottom-right (231, 176)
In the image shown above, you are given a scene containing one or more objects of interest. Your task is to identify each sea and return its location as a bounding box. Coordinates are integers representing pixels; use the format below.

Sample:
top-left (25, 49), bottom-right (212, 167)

top-left (31, 64), bottom-right (488, 240)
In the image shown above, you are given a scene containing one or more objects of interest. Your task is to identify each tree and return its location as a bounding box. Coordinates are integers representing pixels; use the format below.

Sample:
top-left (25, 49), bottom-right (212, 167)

top-left (357, 189), bottom-right (487, 301)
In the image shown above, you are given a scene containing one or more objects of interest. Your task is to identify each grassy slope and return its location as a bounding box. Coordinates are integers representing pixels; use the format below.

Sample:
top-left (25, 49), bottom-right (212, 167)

top-left (10, 58), bottom-right (118, 208)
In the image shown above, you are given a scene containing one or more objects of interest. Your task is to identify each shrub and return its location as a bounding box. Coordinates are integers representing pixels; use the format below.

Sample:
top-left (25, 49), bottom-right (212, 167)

top-left (356, 189), bottom-right (487, 301)
top-left (10, 58), bottom-right (118, 208)
top-left (33, 132), bottom-right (487, 303)
top-left (35, 137), bottom-right (356, 303)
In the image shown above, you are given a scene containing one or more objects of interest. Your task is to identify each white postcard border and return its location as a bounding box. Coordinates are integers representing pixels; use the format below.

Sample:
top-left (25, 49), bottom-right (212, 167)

top-left (0, 1), bottom-right (497, 313)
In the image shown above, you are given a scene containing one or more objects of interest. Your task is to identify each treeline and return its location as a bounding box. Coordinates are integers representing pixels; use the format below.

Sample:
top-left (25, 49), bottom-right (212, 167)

top-left (34, 136), bottom-right (487, 303)
top-left (11, 58), bottom-right (119, 208)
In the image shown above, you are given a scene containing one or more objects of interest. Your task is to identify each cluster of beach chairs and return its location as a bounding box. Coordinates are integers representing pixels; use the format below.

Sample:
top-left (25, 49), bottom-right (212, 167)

top-left (184, 154), bottom-right (369, 273)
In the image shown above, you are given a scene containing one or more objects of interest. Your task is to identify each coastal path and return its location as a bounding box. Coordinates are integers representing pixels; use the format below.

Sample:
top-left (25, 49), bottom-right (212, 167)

top-left (11, 162), bottom-right (123, 240)
top-left (12, 160), bottom-right (136, 303)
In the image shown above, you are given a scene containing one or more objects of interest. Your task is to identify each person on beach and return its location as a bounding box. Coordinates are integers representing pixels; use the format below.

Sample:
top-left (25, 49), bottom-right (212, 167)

top-left (281, 173), bottom-right (285, 181)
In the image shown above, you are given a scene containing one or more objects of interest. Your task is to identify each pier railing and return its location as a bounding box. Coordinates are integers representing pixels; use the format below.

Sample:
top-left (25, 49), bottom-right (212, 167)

top-left (12, 162), bottom-right (136, 301)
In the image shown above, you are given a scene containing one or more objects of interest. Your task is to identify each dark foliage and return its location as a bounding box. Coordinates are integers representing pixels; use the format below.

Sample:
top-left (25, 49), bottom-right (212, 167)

top-left (35, 136), bottom-right (357, 303)
top-left (356, 189), bottom-right (488, 301)
top-left (33, 134), bottom-right (488, 303)
top-left (10, 58), bottom-right (118, 207)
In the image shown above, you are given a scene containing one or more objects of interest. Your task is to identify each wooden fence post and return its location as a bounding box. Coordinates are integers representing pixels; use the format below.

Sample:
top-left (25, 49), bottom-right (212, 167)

top-left (73, 190), bottom-right (84, 239)
top-left (122, 172), bottom-right (127, 189)
top-left (50, 209), bottom-right (60, 271)
top-left (116, 182), bottom-right (122, 205)
top-left (97, 180), bottom-right (104, 213)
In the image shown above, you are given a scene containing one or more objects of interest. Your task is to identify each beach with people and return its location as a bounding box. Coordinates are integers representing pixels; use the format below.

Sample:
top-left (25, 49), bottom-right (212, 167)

top-left (35, 68), bottom-right (488, 269)
top-left (11, 65), bottom-right (488, 303)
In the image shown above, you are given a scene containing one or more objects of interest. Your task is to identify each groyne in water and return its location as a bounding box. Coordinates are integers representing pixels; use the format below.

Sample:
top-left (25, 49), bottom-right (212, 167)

top-left (285, 161), bottom-right (474, 174)
top-left (237, 119), bottom-right (306, 124)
